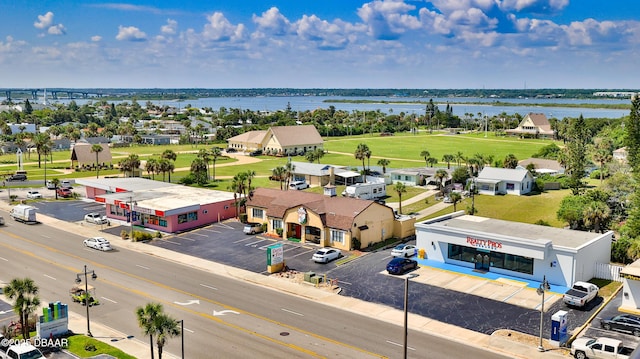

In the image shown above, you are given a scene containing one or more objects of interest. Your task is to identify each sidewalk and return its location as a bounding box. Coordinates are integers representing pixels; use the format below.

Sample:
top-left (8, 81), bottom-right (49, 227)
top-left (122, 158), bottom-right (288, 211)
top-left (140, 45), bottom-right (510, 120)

top-left (1, 199), bottom-right (568, 359)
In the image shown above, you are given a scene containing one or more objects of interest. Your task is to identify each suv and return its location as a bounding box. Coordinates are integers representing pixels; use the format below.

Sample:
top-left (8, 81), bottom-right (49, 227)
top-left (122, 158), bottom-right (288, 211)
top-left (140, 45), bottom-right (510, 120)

top-left (243, 223), bottom-right (263, 235)
top-left (8, 173), bottom-right (27, 181)
top-left (56, 187), bottom-right (72, 198)
top-left (289, 180), bottom-right (309, 190)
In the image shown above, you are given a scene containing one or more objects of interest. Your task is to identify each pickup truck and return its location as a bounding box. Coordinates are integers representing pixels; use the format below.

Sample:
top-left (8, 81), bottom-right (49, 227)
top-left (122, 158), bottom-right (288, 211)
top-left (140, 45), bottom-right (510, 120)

top-left (571, 337), bottom-right (634, 359)
top-left (564, 281), bottom-right (599, 308)
top-left (0, 336), bottom-right (45, 359)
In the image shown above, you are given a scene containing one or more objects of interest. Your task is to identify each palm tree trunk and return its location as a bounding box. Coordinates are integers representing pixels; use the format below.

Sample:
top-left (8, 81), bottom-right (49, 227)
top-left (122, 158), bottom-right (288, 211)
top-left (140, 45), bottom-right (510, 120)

top-left (158, 344), bottom-right (163, 359)
top-left (150, 334), bottom-right (155, 359)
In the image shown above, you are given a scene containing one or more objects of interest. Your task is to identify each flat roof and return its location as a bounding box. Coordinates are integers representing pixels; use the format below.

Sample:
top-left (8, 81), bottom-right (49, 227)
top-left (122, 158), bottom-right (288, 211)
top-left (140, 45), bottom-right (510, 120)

top-left (420, 214), bottom-right (609, 249)
top-left (622, 259), bottom-right (640, 277)
top-left (76, 177), bottom-right (173, 192)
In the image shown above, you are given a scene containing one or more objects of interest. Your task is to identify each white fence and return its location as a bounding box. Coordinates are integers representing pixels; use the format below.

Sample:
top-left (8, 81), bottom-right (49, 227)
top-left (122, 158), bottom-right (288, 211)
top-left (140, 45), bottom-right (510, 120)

top-left (595, 262), bottom-right (624, 282)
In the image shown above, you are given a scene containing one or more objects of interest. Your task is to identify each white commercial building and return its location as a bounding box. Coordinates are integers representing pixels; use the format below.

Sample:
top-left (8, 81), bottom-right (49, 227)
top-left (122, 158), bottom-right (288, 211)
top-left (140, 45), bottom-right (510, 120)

top-left (620, 261), bottom-right (640, 313)
top-left (416, 211), bottom-right (613, 287)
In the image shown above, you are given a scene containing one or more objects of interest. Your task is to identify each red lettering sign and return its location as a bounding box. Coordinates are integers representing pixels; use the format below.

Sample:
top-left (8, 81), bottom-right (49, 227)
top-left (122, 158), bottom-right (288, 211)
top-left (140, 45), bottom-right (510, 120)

top-left (466, 236), bottom-right (502, 249)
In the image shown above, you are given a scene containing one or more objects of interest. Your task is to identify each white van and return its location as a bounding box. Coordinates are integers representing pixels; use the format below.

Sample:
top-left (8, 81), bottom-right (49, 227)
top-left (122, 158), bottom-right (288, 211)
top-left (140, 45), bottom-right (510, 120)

top-left (289, 181), bottom-right (309, 190)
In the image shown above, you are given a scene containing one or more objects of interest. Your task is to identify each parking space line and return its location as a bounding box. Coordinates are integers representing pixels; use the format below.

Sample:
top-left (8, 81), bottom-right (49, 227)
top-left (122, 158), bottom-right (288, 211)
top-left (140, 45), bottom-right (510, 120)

top-left (200, 228), bottom-right (222, 234)
top-left (245, 239), bottom-right (270, 247)
top-left (233, 237), bottom-right (255, 243)
top-left (190, 233), bottom-right (208, 237)
top-left (180, 237), bottom-right (196, 242)
top-left (214, 223), bottom-right (234, 229)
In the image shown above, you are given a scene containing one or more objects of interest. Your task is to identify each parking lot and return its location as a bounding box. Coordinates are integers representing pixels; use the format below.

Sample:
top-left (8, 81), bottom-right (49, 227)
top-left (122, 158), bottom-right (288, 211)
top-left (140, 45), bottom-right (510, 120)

top-left (28, 198), bottom-right (619, 342)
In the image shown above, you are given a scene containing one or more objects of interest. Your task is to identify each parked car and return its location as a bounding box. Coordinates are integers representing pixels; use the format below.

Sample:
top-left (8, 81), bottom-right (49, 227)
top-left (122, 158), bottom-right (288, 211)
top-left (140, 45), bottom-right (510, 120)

top-left (391, 244), bottom-right (417, 257)
top-left (7, 173), bottom-right (27, 181)
top-left (61, 179), bottom-right (72, 188)
top-left (563, 281), bottom-right (599, 308)
top-left (56, 187), bottom-right (72, 198)
top-left (26, 190), bottom-right (43, 199)
top-left (312, 248), bottom-right (341, 263)
top-left (289, 180), bottom-right (309, 190)
top-left (571, 337), bottom-right (633, 359)
top-left (243, 222), bottom-right (263, 235)
top-left (84, 212), bottom-right (109, 225)
top-left (0, 216), bottom-right (4, 226)
top-left (225, 148), bottom-right (237, 153)
top-left (249, 149), bottom-right (262, 156)
top-left (601, 314), bottom-right (640, 337)
top-left (83, 237), bottom-right (112, 251)
top-left (386, 257), bottom-right (418, 275)
top-left (46, 180), bottom-right (56, 189)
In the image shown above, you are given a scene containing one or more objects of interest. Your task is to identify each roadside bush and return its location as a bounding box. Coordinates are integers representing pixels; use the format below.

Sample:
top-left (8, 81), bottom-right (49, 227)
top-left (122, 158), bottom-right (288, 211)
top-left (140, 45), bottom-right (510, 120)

top-left (352, 237), bottom-right (361, 251)
top-left (178, 174), bottom-right (196, 185)
top-left (120, 230), bottom-right (129, 240)
top-left (131, 231), bottom-right (153, 242)
top-left (155, 231), bottom-right (162, 238)
top-left (239, 213), bottom-right (248, 223)
top-left (275, 228), bottom-right (283, 236)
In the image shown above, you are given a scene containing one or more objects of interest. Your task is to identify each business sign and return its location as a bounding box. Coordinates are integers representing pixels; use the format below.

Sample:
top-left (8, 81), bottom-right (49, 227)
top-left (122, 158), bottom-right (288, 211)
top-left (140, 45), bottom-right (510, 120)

top-left (466, 236), bottom-right (503, 250)
top-left (267, 243), bottom-right (284, 266)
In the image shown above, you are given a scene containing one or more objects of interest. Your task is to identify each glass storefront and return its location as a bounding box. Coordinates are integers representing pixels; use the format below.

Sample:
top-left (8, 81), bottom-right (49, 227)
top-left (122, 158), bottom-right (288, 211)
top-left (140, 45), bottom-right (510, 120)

top-left (447, 243), bottom-right (534, 274)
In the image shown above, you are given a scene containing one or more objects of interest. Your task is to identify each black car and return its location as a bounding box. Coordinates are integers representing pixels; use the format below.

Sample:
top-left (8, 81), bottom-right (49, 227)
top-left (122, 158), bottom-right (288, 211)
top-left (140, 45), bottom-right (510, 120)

top-left (8, 173), bottom-right (27, 181)
top-left (386, 258), bottom-right (418, 275)
top-left (601, 314), bottom-right (640, 336)
top-left (225, 148), bottom-right (237, 153)
top-left (249, 150), bottom-right (262, 156)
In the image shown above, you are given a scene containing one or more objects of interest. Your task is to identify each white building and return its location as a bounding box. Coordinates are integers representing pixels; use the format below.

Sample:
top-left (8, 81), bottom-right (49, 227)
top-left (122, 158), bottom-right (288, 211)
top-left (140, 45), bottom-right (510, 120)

top-left (476, 167), bottom-right (534, 196)
top-left (416, 212), bottom-right (613, 287)
top-left (620, 261), bottom-right (640, 313)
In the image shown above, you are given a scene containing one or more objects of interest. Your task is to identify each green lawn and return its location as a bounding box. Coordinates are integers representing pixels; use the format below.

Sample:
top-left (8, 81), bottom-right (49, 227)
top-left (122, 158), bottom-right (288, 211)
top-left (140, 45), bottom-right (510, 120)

top-left (66, 334), bottom-right (136, 359)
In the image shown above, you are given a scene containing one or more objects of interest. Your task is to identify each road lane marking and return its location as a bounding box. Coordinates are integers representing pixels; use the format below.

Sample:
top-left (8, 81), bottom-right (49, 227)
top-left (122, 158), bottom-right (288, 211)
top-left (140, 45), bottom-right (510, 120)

top-left (101, 297), bottom-right (117, 304)
top-left (183, 327), bottom-right (194, 333)
top-left (174, 299), bottom-right (200, 306)
top-left (200, 284), bottom-right (217, 290)
top-left (281, 308), bottom-right (304, 316)
top-left (386, 340), bottom-right (415, 351)
top-left (44, 274), bottom-right (56, 280)
top-left (0, 256), bottom-right (7, 261)
top-left (136, 264), bottom-right (150, 270)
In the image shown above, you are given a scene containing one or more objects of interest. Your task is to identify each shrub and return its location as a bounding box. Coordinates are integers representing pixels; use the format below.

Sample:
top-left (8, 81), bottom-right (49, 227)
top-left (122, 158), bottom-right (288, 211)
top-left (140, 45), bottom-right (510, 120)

top-left (155, 231), bottom-right (162, 238)
top-left (120, 230), bottom-right (129, 239)
top-left (352, 237), bottom-right (361, 250)
top-left (131, 231), bottom-right (153, 242)
top-left (239, 213), bottom-right (248, 223)
top-left (275, 228), bottom-right (283, 236)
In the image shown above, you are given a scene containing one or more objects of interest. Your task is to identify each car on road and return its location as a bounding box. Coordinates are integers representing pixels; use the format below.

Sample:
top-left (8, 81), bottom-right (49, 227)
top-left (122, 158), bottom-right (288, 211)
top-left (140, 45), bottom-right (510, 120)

top-left (601, 314), bottom-right (640, 337)
top-left (243, 222), bottom-right (263, 234)
top-left (386, 257), bottom-right (418, 275)
top-left (7, 173), bottom-right (27, 181)
top-left (312, 248), bottom-right (341, 263)
top-left (84, 212), bottom-right (109, 225)
top-left (391, 244), bottom-right (417, 257)
top-left (56, 187), bottom-right (72, 198)
top-left (26, 190), bottom-right (43, 199)
top-left (83, 237), bottom-right (112, 251)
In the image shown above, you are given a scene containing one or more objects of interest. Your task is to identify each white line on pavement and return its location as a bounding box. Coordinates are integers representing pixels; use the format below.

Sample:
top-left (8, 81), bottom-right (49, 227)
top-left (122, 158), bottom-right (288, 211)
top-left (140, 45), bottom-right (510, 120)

top-left (281, 308), bottom-right (304, 316)
top-left (136, 264), bottom-right (150, 270)
top-left (44, 274), bottom-right (56, 280)
top-left (200, 284), bottom-right (218, 290)
top-left (0, 256), bottom-right (7, 261)
top-left (101, 297), bottom-right (117, 303)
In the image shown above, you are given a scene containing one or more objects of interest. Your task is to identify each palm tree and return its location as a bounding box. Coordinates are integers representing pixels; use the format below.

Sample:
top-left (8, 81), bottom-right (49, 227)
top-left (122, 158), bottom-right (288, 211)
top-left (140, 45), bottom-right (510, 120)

top-left (354, 143), bottom-right (370, 183)
top-left (190, 157), bottom-right (208, 185)
top-left (284, 161), bottom-right (296, 189)
top-left (245, 170), bottom-right (256, 195)
top-left (442, 154), bottom-right (455, 169)
top-left (427, 157), bottom-right (438, 167)
top-left (161, 149), bottom-right (177, 162)
top-left (377, 158), bottom-right (390, 174)
top-left (449, 191), bottom-right (462, 211)
top-left (154, 312), bottom-right (180, 359)
top-left (272, 166), bottom-right (286, 190)
top-left (3, 278), bottom-right (40, 339)
top-left (210, 147), bottom-right (222, 181)
top-left (91, 144), bottom-right (104, 179)
top-left (420, 150), bottom-right (431, 166)
top-left (33, 132), bottom-right (53, 168)
top-left (583, 201), bottom-right (611, 233)
top-left (145, 158), bottom-right (159, 180)
top-left (592, 138), bottom-right (613, 185)
top-left (393, 181), bottom-right (407, 214)
top-left (197, 149), bottom-right (211, 180)
top-left (313, 148), bottom-right (325, 164)
top-left (435, 169), bottom-right (449, 194)
top-left (136, 302), bottom-right (162, 359)
top-left (503, 153), bottom-right (519, 169)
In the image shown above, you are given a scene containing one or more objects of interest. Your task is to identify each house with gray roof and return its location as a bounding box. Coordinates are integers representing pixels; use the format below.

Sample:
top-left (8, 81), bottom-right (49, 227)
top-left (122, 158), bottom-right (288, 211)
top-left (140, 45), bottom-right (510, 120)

top-left (476, 167), bottom-right (534, 196)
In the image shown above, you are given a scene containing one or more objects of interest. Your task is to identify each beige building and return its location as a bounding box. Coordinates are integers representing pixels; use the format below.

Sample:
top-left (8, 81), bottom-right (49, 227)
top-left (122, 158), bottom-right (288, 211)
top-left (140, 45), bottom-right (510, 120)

top-left (227, 125), bottom-right (323, 156)
top-left (70, 142), bottom-right (112, 167)
top-left (245, 187), bottom-right (414, 251)
top-left (505, 113), bottom-right (555, 139)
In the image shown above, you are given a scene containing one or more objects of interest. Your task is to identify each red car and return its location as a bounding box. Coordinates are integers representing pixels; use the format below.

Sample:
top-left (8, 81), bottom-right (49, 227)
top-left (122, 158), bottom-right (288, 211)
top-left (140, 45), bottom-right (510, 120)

top-left (56, 187), bottom-right (72, 198)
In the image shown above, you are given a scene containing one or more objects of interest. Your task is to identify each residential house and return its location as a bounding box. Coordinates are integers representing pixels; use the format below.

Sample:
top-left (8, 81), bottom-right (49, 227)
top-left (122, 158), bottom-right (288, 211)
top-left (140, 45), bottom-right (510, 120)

top-left (476, 167), bottom-right (534, 196)
top-left (505, 113), bottom-right (555, 139)
top-left (70, 142), bottom-right (112, 167)
top-left (517, 158), bottom-right (565, 175)
top-left (287, 161), bottom-right (361, 187)
top-left (245, 188), bottom-right (415, 251)
top-left (614, 147), bottom-right (628, 164)
top-left (389, 167), bottom-right (452, 187)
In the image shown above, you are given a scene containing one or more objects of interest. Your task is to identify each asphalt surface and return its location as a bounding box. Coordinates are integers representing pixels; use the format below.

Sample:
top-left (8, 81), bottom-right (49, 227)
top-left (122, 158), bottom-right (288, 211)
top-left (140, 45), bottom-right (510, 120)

top-left (30, 199), bottom-right (613, 343)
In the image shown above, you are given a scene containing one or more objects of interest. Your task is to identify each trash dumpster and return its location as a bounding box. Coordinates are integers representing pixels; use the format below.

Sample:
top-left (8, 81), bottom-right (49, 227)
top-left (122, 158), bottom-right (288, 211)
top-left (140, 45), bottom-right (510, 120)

top-left (304, 272), bottom-right (315, 282)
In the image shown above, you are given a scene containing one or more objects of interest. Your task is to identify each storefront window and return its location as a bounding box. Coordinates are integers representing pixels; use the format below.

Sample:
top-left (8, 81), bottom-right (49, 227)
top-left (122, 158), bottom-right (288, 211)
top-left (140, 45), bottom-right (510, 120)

top-left (447, 244), bottom-right (534, 275)
top-left (143, 214), bottom-right (168, 228)
top-left (178, 211), bottom-right (198, 224)
top-left (330, 229), bottom-right (345, 244)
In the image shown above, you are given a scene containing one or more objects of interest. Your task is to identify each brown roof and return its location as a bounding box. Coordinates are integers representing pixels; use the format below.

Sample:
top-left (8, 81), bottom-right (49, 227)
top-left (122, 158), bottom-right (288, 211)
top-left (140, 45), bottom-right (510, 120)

top-left (70, 143), bottom-right (112, 165)
top-left (248, 187), bottom-right (380, 231)
top-left (227, 130), bottom-right (267, 144)
top-left (269, 125), bottom-right (323, 147)
top-left (527, 113), bottom-right (553, 132)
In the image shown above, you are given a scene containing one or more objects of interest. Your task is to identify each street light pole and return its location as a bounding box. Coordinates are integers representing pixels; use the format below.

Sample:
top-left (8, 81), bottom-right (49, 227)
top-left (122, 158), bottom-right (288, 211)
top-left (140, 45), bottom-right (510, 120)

top-left (404, 273), bottom-right (419, 359)
top-left (180, 319), bottom-right (184, 359)
top-left (470, 180), bottom-right (476, 215)
top-left (75, 265), bottom-right (98, 337)
top-left (537, 275), bottom-right (550, 352)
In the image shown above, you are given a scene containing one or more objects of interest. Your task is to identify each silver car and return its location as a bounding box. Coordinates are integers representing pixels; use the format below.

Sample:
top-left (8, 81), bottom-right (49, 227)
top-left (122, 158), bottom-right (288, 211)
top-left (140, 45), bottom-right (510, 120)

top-left (312, 248), bottom-right (341, 263)
top-left (83, 237), bottom-right (112, 251)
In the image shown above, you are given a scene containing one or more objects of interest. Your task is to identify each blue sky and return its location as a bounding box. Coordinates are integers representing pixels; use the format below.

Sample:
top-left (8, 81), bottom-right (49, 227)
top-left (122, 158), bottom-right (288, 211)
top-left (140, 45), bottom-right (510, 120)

top-left (1, 0), bottom-right (640, 89)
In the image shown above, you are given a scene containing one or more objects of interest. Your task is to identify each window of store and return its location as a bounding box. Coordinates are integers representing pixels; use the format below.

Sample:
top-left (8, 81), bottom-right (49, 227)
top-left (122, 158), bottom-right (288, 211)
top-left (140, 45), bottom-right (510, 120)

top-left (143, 214), bottom-right (168, 228)
top-left (272, 219), bottom-right (282, 229)
top-left (447, 243), bottom-right (533, 275)
top-left (252, 208), bottom-right (264, 219)
top-left (178, 211), bottom-right (198, 224)
top-left (330, 229), bottom-right (345, 244)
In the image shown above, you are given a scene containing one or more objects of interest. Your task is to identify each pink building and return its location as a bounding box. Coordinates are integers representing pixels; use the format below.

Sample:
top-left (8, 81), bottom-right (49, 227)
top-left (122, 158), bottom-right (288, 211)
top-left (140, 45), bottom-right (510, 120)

top-left (76, 178), bottom-right (237, 233)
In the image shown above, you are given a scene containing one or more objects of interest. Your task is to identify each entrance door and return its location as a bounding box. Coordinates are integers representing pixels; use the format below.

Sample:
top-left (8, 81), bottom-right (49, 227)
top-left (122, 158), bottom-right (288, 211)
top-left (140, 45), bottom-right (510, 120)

top-left (474, 251), bottom-right (491, 271)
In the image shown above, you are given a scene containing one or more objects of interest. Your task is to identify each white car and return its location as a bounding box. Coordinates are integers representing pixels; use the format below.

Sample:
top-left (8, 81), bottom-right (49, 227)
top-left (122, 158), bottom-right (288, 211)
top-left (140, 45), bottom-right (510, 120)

top-left (26, 191), bottom-right (43, 199)
top-left (84, 212), bottom-right (109, 224)
top-left (391, 244), bottom-right (417, 257)
top-left (83, 237), bottom-right (112, 251)
top-left (312, 248), bottom-right (341, 263)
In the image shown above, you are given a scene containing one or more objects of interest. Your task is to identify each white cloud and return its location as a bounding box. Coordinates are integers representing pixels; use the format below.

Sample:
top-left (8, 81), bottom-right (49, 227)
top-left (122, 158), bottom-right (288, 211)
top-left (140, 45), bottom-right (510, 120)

top-left (0, 36), bottom-right (27, 54)
top-left (116, 26), bottom-right (148, 41)
top-left (202, 12), bottom-right (246, 42)
top-left (34, 12), bottom-right (54, 29)
top-left (161, 19), bottom-right (178, 35)
top-left (295, 15), bottom-right (352, 50)
top-left (252, 7), bottom-right (291, 36)
top-left (497, 0), bottom-right (569, 13)
top-left (91, 36), bottom-right (102, 42)
top-left (48, 24), bottom-right (66, 35)
top-left (357, 0), bottom-right (421, 40)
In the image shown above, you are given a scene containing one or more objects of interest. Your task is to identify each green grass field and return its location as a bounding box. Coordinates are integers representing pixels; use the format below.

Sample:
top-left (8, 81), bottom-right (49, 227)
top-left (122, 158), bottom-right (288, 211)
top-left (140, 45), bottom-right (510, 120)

top-left (0, 133), bottom-right (572, 227)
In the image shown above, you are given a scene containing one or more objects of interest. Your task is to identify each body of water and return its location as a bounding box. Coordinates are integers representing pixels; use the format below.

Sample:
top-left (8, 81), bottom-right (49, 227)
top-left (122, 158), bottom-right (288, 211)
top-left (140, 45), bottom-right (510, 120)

top-left (53, 96), bottom-right (631, 119)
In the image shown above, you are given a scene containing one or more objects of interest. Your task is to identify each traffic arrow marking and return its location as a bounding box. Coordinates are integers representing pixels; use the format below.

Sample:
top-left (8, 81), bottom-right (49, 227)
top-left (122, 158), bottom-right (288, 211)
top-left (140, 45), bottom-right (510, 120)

top-left (173, 299), bottom-right (200, 306)
top-left (213, 310), bottom-right (239, 316)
